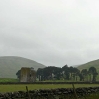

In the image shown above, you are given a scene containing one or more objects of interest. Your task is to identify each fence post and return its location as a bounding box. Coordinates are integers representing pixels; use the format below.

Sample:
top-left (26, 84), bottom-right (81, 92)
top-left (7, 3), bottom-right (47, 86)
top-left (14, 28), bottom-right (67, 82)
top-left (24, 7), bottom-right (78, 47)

top-left (26, 86), bottom-right (31, 99)
top-left (72, 84), bottom-right (78, 99)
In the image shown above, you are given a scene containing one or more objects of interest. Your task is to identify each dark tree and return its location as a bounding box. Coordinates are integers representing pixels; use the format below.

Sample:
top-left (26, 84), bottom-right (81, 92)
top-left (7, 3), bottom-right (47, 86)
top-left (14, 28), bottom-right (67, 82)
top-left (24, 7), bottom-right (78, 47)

top-left (62, 65), bottom-right (70, 80)
top-left (37, 66), bottom-right (62, 81)
top-left (37, 68), bottom-right (44, 81)
top-left (88, 67), bottom-right (98, 82)
top-left (81, 69), bottom-right (88, 81)
top-left (72, 68), bottom-right (80, 81)
top-left (16, 70), bottom-right (21, 79)
top-left (78, 73), bottom-right (84, 81)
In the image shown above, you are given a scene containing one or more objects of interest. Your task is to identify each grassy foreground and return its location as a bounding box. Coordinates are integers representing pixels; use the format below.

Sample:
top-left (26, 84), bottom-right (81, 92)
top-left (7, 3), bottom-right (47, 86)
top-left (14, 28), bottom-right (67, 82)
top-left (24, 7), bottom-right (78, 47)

top-left (0, 84), bottom-right (99, 93)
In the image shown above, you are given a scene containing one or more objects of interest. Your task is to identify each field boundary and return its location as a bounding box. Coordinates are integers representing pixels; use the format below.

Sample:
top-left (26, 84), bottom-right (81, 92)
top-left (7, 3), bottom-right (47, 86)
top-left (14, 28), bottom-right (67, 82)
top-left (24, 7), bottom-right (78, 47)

top-left (0, 81), bottom-right (99, 84)
top-left (0, 86), bottom-right (99, 99)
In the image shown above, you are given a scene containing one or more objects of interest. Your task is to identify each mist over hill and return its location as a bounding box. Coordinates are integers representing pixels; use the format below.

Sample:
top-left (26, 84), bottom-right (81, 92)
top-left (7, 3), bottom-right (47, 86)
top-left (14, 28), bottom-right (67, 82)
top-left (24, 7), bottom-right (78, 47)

top-left (0, 56), bottom-right (46, 78)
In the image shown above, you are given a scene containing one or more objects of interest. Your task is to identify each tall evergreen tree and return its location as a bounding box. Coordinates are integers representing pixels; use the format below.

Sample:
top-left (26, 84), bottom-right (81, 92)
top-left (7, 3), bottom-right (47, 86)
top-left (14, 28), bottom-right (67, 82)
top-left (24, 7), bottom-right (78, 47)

top-left (88, 67), bottom-right (98, 82)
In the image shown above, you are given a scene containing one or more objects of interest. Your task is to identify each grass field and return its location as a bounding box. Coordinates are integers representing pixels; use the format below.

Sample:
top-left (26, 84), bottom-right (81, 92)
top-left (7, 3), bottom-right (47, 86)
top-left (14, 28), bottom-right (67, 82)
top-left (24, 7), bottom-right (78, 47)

top-left (0, 84), bottom-right (99, 93)
top-left (0, 78), bottom-right (19, 82)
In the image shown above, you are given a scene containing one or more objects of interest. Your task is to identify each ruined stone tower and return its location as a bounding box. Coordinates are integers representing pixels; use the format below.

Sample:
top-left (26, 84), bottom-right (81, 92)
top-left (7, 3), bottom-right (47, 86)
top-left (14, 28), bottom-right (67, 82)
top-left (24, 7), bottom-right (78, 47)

top-left (20, 67), bottom-right (36, 82)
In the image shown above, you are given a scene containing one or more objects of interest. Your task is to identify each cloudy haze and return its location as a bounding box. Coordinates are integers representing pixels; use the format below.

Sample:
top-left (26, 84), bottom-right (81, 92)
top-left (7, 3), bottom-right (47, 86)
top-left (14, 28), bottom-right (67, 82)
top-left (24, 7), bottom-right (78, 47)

top-left (0, 0), bottom-right (99, 67)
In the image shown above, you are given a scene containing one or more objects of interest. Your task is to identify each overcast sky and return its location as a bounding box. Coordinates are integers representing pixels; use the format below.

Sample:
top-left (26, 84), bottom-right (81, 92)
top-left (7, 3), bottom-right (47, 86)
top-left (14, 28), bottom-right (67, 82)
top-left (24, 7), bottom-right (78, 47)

top-left (0, 0), bottom-right (99, 67)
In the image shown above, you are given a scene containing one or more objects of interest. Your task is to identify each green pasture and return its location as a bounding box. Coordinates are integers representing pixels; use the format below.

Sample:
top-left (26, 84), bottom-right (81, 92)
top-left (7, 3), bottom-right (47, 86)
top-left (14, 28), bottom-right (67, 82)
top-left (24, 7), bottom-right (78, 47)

top-left (0, 78), bottom-right (18, 82)
top-left (0, 84), bottom-right (99, 93)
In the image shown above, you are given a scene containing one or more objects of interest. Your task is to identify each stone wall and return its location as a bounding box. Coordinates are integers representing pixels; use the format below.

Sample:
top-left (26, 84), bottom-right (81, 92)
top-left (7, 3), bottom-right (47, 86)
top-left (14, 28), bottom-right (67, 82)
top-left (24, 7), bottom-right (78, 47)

top-left (0, 87), bottom-right (99, 99)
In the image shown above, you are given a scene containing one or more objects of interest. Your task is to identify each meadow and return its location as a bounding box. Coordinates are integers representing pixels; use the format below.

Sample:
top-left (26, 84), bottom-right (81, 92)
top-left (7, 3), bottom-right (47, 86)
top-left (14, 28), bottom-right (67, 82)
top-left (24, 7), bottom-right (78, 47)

top-left (0, 78), bottom-right (18, 82)
top-left (0, 84), bottom-right (99, 93)
top-left (0, 78), bottom-right (99, 99)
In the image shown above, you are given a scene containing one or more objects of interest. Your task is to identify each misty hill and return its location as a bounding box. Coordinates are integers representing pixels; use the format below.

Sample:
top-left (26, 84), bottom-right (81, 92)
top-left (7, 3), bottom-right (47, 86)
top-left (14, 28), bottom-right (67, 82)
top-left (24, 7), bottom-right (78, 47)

top-left (77, 59), bottom-right (99, 73)
top-left (0, 56), bottom-right (46, 78)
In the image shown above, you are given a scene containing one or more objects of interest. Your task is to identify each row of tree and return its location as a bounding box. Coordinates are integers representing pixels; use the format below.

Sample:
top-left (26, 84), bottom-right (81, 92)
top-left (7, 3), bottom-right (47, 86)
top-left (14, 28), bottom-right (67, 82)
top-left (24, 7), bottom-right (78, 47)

top-left (36, 65), bottom-right (98, 82)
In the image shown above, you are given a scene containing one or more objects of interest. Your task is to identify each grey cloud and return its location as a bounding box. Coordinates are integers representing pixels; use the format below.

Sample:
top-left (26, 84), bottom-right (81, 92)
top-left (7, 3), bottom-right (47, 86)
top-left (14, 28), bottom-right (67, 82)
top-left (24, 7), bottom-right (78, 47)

top-left (0, 0), bottom-right (99, 67)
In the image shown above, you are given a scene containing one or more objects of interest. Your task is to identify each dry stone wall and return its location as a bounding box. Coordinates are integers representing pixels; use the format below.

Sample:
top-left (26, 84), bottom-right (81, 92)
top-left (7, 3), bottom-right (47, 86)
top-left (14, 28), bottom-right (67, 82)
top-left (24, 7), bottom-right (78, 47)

top-left (0, 87), bottom-right (99, 99)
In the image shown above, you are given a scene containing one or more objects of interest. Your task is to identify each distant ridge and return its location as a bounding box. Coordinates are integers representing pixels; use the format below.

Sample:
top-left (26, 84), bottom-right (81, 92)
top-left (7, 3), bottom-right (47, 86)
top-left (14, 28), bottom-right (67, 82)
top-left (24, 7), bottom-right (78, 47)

top-left (0, 56), bottom-right (46, 78)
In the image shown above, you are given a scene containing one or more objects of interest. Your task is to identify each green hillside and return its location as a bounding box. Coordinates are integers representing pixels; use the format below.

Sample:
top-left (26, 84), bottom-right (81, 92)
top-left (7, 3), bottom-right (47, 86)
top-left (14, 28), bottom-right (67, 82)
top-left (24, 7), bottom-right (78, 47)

top-left (0, 56), bottom-right (46, 78)
top-left (77, 59), bottom-right (99, 73)
top-left (76, 59), bottom-right (99, 81)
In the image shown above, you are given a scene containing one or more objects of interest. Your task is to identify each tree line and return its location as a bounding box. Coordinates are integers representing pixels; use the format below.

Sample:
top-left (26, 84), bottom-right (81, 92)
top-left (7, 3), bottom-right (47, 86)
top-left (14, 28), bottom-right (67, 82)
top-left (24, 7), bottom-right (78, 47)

top-left (16, 65), bottom-right (98, 82)
top-left (36, 65), bottom-right (98, 82)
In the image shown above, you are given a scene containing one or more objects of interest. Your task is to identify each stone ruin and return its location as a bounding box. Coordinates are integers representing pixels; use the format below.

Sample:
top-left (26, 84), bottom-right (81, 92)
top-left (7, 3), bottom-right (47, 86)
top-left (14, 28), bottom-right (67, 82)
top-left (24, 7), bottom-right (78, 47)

top-left (20, 67), bottom-right (36, 82)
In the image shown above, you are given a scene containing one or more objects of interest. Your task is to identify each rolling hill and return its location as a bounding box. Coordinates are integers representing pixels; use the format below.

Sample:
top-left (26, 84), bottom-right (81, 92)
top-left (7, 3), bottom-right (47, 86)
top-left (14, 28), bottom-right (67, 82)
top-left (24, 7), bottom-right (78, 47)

top-left (0, 56), bottom-right (46, 78)
top-left (77, 59), bottom-right (99, 73)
